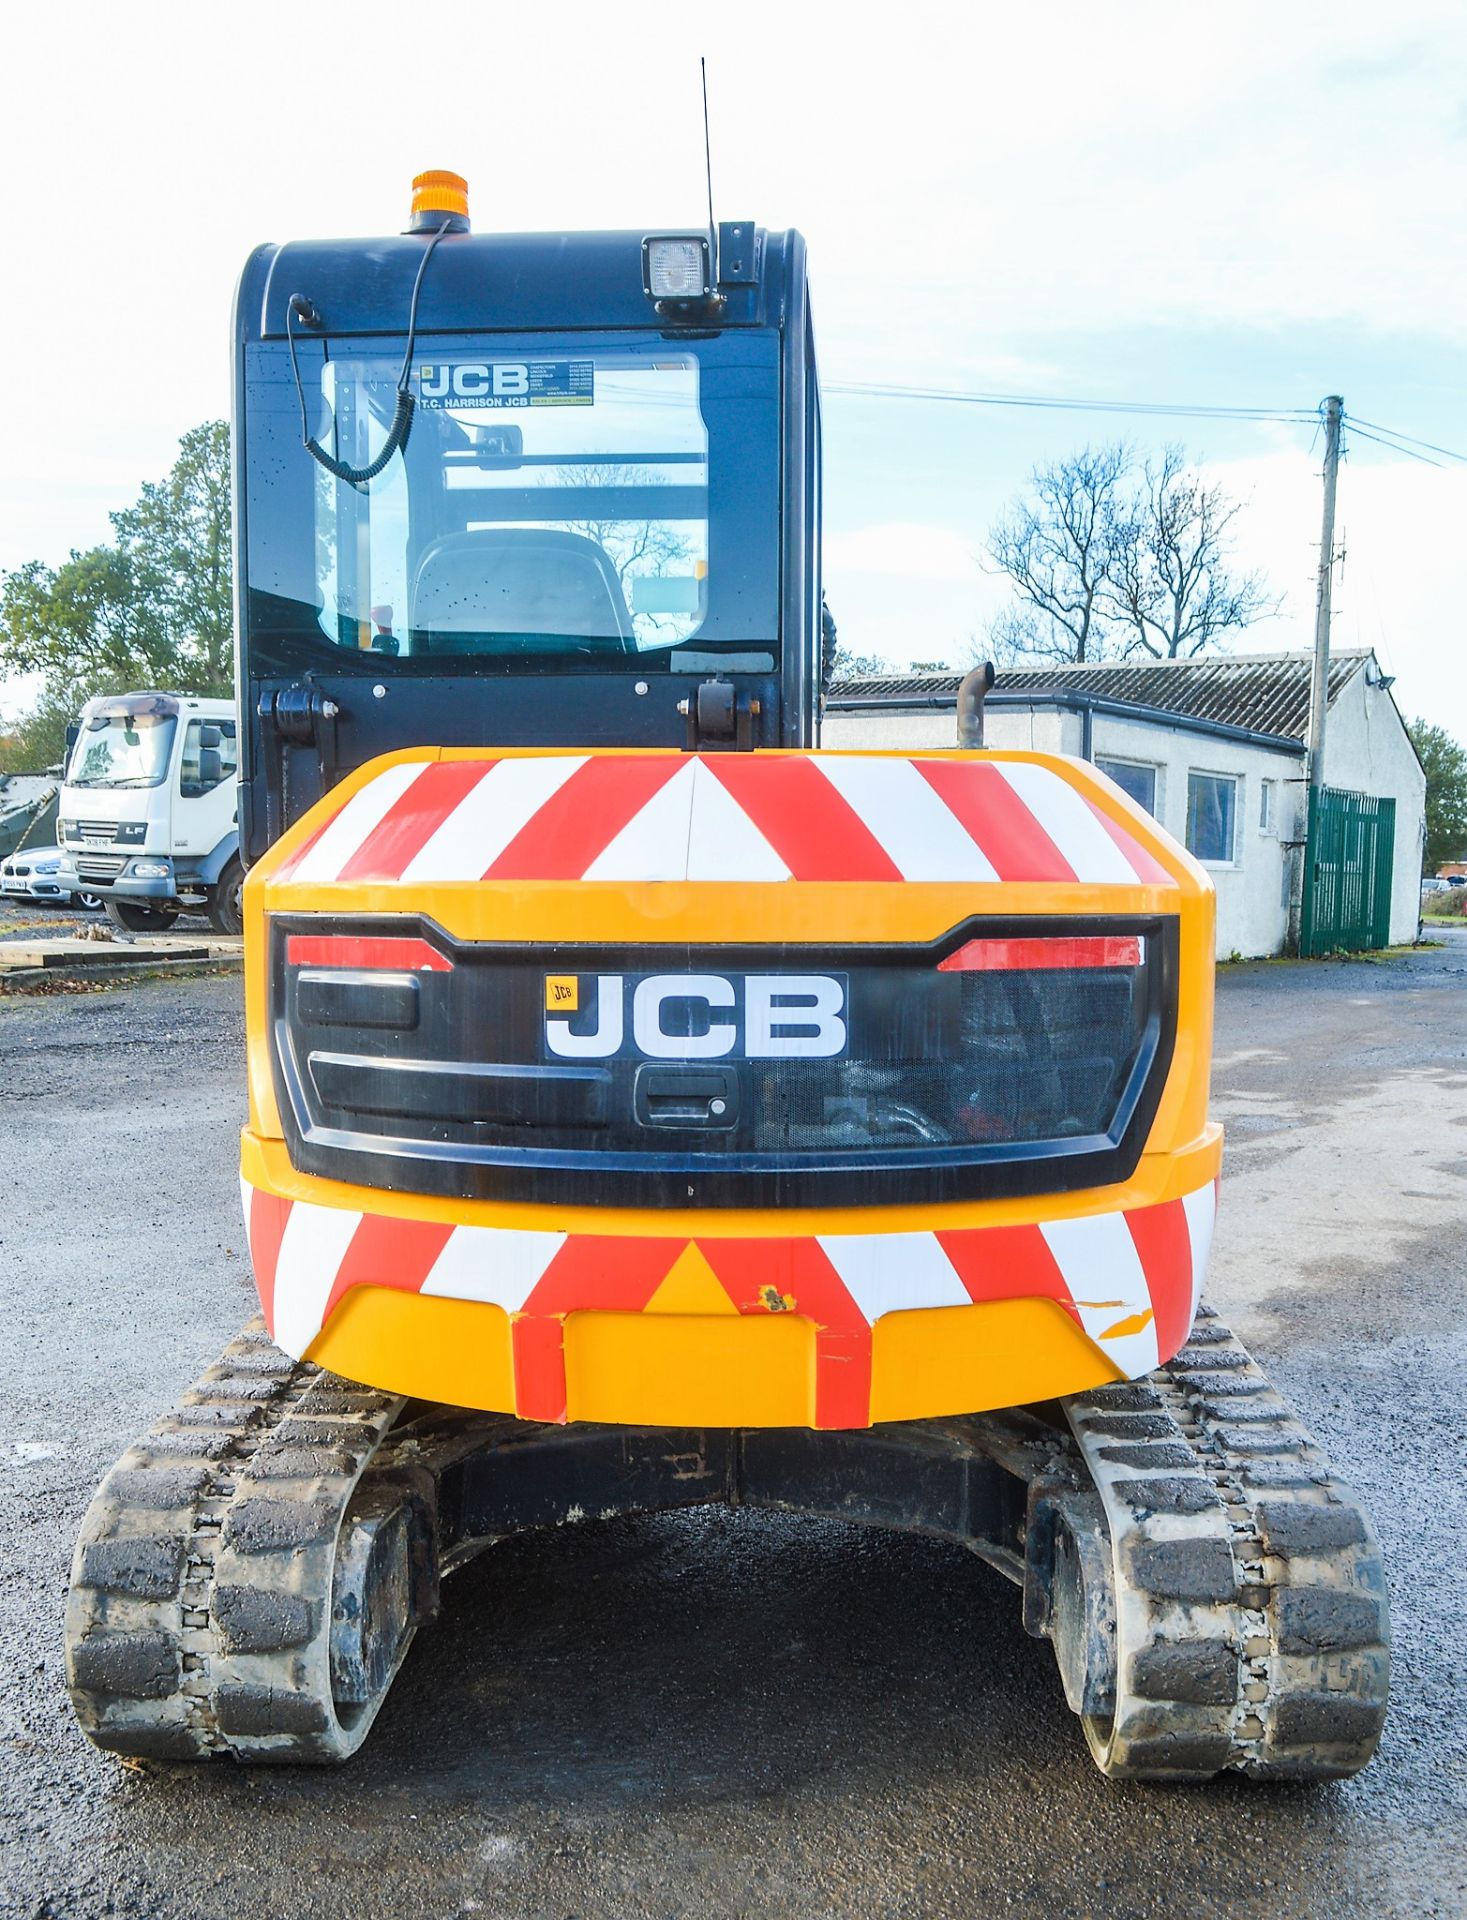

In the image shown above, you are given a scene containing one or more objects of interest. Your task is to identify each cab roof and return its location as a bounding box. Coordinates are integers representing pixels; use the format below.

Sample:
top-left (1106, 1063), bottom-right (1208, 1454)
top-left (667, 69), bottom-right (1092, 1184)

top-left (236, 226), bottom-right (799, 342)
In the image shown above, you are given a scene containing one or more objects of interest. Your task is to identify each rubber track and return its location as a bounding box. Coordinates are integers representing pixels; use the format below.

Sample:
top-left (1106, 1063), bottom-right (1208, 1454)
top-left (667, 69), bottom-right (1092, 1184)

top-left (1064, 1304), bottom-right (1390, 1779)
top-left (65, 1318), bottom-right (406, 1763)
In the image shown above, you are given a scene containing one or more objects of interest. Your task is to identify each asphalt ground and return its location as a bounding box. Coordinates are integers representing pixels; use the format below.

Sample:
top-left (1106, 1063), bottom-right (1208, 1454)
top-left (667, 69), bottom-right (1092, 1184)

top-left (0, 899), bottom-right (216, 951)
top-left (0, 900), bottom-right (103, 945)
top-left (2, 937), bottom-right (1465, 1919)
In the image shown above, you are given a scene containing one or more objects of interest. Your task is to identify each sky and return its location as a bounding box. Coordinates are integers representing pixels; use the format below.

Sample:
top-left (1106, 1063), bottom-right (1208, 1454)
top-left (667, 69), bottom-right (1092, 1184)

top-left (1, 0), bottom-right (1464, 732)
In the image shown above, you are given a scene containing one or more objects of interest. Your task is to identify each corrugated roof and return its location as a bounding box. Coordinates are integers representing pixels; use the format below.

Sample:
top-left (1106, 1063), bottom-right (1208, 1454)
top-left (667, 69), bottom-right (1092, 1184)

top-left (830, 649), bottom-right (1373, 744)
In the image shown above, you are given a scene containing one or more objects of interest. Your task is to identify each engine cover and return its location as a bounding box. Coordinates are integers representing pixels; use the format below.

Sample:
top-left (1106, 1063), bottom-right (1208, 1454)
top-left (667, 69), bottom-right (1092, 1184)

top-left (239, 747), bottom-right (1221, 1429)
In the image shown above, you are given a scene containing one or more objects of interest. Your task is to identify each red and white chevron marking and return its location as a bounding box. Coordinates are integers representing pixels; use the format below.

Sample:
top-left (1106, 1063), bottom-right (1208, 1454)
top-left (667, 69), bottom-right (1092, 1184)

top-left (275, 753), bottom-right (1173, 888)
top-left (241, 1177), bottom-right (1217, 1429)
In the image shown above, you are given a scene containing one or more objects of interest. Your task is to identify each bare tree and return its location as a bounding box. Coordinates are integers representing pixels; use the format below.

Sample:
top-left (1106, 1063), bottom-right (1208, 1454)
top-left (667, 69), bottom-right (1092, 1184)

top-left (985, 443), bottom-right (1132, 665)
top-left (553, 464), bottom-right (692, 583)
top-left (544, 463), bottom-right (696, 643)
top-left (1105, 445), bottom-right (1280, 658)
top-left (970, 607), bottom-right (1077, 671)
top-left (983, 441), bottom-right (1279, 667)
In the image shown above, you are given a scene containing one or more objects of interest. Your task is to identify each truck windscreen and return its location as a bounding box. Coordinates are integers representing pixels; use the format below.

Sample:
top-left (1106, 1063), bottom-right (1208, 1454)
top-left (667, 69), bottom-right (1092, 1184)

top-left (67, 711), bottom-right (177, 789)
top-left (244, 330), bottom-right (781, 676)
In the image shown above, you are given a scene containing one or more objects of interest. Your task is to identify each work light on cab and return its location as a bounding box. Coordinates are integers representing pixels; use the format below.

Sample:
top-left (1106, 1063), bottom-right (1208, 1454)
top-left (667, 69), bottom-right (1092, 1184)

top-left (642, 233), bottom-right (713, 307)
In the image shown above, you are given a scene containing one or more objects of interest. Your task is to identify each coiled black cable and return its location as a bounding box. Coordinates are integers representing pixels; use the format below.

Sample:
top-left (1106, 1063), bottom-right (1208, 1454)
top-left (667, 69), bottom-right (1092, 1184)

top-left (285, 218), bottom-right (454, 486)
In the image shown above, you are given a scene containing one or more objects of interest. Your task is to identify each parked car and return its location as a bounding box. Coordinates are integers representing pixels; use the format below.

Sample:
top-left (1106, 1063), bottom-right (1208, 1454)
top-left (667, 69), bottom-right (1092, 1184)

top-left (1421, 877), bottom-right (1450, 895)
top-left (1447, 875), bottom-right (1467, 887)
top-left (0, 845), bottom-right (103, 910)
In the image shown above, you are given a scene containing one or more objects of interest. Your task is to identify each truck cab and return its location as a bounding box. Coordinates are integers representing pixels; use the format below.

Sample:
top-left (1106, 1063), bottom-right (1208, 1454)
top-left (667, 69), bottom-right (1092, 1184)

top-left (57, 691), bottom-right (244, 932)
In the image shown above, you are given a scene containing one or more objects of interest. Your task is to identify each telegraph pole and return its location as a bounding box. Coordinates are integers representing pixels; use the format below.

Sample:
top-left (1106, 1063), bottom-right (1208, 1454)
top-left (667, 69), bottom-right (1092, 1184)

top-left (1307, 396), bottom-right (1343, 791)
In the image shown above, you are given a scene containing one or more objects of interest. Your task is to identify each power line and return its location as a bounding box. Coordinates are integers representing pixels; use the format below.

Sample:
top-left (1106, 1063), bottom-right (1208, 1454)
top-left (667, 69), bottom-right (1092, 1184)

top-left (1344, 422), bottom-right (1444, 468)
top-left (824, 381), bottom-right (1467, 465)
top-left (823, 379), bottom-right (1315, 425)
top-left (1346, 415), bottom-right (1467, 466)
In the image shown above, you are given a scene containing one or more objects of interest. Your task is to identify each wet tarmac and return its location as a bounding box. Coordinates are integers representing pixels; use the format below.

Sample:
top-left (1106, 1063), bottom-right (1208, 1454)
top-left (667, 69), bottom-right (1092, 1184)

top-left (2, 938), bottom-right (1464, 1918)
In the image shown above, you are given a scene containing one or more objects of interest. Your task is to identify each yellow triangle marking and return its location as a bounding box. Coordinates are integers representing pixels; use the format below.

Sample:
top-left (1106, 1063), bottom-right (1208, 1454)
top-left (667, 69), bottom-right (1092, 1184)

top-left (642, 1243), bottom-right (739, 1316)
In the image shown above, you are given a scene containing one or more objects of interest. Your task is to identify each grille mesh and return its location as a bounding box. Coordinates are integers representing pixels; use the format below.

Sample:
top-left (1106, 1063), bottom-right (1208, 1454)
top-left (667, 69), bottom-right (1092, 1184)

top-left (270, 915), bottom-right (1173, 1207)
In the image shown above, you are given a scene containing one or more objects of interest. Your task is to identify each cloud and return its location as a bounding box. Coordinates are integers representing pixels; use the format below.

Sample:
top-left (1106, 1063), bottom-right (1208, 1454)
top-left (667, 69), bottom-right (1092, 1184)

top-left (825, 438), bottom-right (1467, 723)
top-left (1, 0), bottom-right (1462, 734)
top-left (823, 522), bottom-right (983, 584)
top-left (1200, 442), bottom-right (1467, 723)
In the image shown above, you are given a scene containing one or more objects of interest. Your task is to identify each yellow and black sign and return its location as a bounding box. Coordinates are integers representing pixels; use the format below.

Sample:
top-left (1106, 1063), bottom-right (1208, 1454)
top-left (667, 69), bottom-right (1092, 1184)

top-left (544, 974), bottom-right (579, 1012)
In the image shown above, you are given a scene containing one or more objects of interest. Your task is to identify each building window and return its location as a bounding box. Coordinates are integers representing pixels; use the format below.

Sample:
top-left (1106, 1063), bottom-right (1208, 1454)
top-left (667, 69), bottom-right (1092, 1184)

top-left (1186, 771), bottom-right (1239, 864)
top-left (1096, 757), bottom-right (1158, 816)
top-left (1259, 779), bottom-right (1277, 834)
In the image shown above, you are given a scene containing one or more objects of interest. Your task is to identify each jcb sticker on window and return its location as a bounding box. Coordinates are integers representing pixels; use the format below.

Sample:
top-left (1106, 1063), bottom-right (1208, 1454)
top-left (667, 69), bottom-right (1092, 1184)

top-left (544, 972), bottom-right (848, 1062)
top-left (544, 975), bottom-right (580, 1012)
top-left (415, 359), bottom-right (595, 410)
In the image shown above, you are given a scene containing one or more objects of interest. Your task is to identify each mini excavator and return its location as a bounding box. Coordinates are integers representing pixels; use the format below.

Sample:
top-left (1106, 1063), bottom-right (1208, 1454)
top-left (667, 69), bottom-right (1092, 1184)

top-left (66, 173), bottom-right (1389, 1777)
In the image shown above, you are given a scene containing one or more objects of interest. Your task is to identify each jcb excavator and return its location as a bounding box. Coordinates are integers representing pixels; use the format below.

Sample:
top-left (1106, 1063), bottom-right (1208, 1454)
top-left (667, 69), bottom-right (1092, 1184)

top-left (65, 173), bottom-right (1389, 1778)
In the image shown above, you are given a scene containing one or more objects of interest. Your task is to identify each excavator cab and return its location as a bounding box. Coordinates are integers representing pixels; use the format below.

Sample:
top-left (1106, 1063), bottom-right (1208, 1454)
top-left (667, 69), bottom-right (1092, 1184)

top-left (233, 204), bottom-right (822, 858)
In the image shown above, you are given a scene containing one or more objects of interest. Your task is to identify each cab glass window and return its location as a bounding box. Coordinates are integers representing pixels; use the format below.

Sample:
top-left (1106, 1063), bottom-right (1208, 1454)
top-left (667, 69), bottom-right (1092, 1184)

top-left (315, 350), bottom-right (707, 661)
top-left (244, 330), bottom-right (779, 676)
top-left (179, 719), bottom-right (239, 798)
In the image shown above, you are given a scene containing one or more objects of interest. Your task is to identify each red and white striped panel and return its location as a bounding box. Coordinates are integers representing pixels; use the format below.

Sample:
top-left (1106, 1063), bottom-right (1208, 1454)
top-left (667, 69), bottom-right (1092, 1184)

top-left (274, 754), bottom-right (1173, 888)
top-left (241, 1176), bottom-right (1218, 1430)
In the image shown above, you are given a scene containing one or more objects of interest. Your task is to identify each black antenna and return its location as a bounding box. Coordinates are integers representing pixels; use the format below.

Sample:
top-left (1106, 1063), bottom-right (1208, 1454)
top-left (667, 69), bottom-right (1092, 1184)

top-left (700, 56), bottom-right (718, 284)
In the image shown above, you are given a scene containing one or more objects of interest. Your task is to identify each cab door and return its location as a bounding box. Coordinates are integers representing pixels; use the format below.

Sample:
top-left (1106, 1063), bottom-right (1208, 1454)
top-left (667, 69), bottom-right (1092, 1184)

top-left (174, 718), bottom-right (239, 859)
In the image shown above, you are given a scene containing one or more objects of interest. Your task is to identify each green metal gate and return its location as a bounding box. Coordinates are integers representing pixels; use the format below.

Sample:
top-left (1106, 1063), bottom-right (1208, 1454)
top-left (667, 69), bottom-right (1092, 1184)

top-left (1299, 786), bottom-right (1396, 956)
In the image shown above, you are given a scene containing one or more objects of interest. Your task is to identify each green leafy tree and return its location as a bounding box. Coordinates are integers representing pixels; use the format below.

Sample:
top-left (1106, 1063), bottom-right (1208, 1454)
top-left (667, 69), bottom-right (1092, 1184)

top-left (0, 679), bottom-right (98, 775)
top-left (111, 421), bottom-right (233, 691)
top-left (0, 422), bottom-right (233, 772)
top-left (0, 548), bottom-right (174, 687)
top-left (1409, 719), bottom-right (1467, 872)
top-left (829, 644), bottom-right (889, 680)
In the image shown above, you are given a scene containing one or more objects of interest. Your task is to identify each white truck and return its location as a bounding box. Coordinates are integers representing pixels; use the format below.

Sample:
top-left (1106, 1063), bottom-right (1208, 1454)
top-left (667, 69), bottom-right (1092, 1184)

top-left (57, 691), bottom-right (243, 933)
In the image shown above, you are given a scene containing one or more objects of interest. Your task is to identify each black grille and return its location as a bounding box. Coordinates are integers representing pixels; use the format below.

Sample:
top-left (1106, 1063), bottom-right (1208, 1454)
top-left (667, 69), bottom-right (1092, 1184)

top-left (270, 915), bottom-right (1176, 1208)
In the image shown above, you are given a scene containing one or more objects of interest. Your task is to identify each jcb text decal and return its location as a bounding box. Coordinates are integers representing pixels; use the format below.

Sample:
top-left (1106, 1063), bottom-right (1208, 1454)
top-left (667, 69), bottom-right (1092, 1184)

top-left (416, 359), bottom-right (595, 410)
top-left (544, 973), bottom-right (848, 1061)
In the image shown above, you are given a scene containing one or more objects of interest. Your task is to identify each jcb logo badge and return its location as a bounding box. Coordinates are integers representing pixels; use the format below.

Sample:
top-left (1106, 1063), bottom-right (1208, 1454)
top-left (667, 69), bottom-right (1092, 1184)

top-left (419, 363), bottom-right (529, 402)
top-left (544, 973), bottom-right (848, 1061)
top-left (416, 358), bottom-right (594, 411)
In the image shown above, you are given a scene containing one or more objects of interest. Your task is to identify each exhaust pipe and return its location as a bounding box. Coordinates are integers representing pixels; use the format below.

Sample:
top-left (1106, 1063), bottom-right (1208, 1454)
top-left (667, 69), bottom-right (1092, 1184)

top-left (956, 662), bottom-right (996, 748)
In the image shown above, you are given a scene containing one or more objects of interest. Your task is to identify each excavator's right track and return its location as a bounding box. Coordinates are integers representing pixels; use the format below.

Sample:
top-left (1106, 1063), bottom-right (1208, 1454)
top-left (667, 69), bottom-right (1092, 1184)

top-left (66, 1320), bottom-right (408, 1763)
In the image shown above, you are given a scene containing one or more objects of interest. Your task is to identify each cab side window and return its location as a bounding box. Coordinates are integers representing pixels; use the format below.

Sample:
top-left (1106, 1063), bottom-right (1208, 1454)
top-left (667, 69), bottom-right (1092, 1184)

top-left (179, 719), bottom-right (239, 798)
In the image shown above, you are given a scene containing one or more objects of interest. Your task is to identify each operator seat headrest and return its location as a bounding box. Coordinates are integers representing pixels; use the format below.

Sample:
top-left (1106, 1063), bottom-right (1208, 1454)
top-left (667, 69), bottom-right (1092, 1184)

top-left (409, 528), bottom-right (636, 656)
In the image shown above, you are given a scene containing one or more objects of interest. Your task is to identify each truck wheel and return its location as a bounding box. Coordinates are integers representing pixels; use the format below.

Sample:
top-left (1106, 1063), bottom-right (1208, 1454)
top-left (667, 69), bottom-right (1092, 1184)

top-left (104, 899), bottom-right (181, 933)
top-left (207, 858), bottom-right (245, 935)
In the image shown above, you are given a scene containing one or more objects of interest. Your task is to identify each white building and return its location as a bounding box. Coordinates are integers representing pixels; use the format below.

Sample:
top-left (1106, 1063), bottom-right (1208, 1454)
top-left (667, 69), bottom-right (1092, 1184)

top-left (823, 650), bottom-right (1426, 960)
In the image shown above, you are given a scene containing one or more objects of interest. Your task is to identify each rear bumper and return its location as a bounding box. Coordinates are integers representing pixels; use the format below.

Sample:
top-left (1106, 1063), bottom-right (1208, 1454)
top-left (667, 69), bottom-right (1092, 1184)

top-left (240, 1126), bottom-right (1222, 1431)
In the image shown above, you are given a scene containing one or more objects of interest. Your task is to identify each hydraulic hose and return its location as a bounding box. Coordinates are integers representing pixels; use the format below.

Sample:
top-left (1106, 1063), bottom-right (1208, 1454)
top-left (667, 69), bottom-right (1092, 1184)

top-left (285, 217), bottom-right (453, 488)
